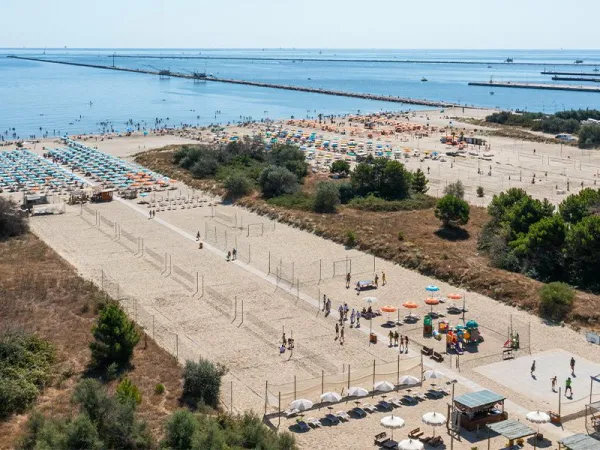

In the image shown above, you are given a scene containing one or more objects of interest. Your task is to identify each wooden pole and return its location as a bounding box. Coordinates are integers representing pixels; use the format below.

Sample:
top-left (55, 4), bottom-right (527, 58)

top-left (348, 365), bottom-right (351, 390)
top-left (278, 391), bottom-right (281, 428)
top-left (294, 375), bottom-right (297, 401)
top-left (322, 370), bottom-right (324, 395)
top-left (264, 381), bottom-right (268, 416)
top-left (372, 360), bottom-right (376, 396)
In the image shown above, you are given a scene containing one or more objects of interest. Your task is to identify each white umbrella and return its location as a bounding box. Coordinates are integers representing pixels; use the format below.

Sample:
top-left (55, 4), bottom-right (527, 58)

top-left (423, 370), bottom-right (445, 380)
top-left (290, 399), bottom-right (313, 411)
top-left (347, 386), bottom-right (369, 397)
top-left (398, 375), bottom-right (420, 386)
top-left (320, 392), bottom-right (342, 403)
top-left (364, 296), bottom-right (378, 305)
top-left (374, 380), bottom-right (395, 392)
top-left (422, 412), bottom-right (447, 437)
top-left (381, 415), bottom-right (405, 440)
top-left (526, 410), bottom-right (550, 424)
top-left (398, 439), bottom-right (424, 450)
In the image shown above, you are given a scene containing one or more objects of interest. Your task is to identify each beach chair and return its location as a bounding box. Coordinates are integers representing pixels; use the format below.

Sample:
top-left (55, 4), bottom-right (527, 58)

top-left (324, 413), bottom-right (339, 425)
top-left (336, 411), bottom-right (351, 422)
top-left (351, 407), bottom-right (367, 418)
top-left (421, 346), bottom-right (433, 356)
top-left (427, 389), bottom-right (444, 399)
top-left (408, 427), bottom-right (423, 439)
top-left (374, 432), bottom-right (390, 446)
top-left (401, 395), bottom-right (418, 405)
top-left (283, 408), bottom-right (299, 418)
top-left (377, 400), bottom-right (393, 411)
top-left (306, 417), bottom-right (322, 428)
top-left (389, 397), bottom-right (404, 408)
top-left (295, 420), bottom-right (310, 432)
top-left (413, 392), bottom-right (427, 402)
top-left (362, 403), bottom-right (377, 413)
top-left (429, 436), bottom-right (443, 447)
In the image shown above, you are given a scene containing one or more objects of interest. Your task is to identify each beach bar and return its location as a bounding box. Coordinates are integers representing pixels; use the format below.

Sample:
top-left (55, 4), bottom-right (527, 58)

top-left (453, 390), bottom-right (507, 431)
top-left (486, 419), bottom-right (536, 449)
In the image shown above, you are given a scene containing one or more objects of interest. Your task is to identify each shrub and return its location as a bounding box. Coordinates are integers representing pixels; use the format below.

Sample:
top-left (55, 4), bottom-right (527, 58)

top-left (397, 231), bottom-right (404, 241)
top-left (539, 282), bottom-right (575, 321)
top-left (313, 182), bottom-right (340, 213)
top-left (116, 378), bottom-right (142, 405)
top-left (224, 173), bottom-right (252, 197)
top-left (268, 145), bottom-right (308, 180)
top-left (89, 302), bottom-right (140, 371)
top-left (578, 123), bottom-right (600, 148)
top-left (267, 192), bottom-right (314, 211)
top-left (154, 383), bottom-right (165, 395)
top-left (338, 182), bottom-right (355, 204)
top-left (258, 166), bottom-right (299, 198)
top-left (65, 414), bottom-right (103, 450)
top-left (476, 186), bottom-right (484, 197)
top-left (443, 181), bottom-right (465, 199)
top-left (0, 331), bottom-right (54, 419)
top-left (412, 169), bottom-right (429, 194)
top-left (190, 156), bottom-right (219, 178)
top-left (161, 409), bottom-right (198, 450)
top-left (434, 195), bottom-right (470, 228)
top-left (330, 160), bottom-right (350, 176)
top-left (559, 188), bottom-right (600, 224)
top-left (183, 358), bottom-right (227, 409)
top-left (348, 194), bottom-right (436, 212)
top-left (345, 230), bottom-right (357, 247)
top-left (565, 215), bottom-right (600, 289)
top-left (0, 197), bottom-right (29, 240)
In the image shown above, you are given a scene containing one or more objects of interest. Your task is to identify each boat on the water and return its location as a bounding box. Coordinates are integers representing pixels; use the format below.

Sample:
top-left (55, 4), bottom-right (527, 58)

top-left (505, 58), bottom-right (513, 63)
top-left (421, 77), bottom-right (428, 82)
top-left (575, 59), bottom-right (584, 64)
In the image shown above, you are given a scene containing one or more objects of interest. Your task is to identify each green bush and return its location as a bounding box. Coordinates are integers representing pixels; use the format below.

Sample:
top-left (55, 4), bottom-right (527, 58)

top-left (116, 378), bottom-right (142, 405)
top-left (338, 182), bottom-right (355, 204)
top-left (0, 331), bottom-right (54, 419)
top-left (268, 145), bottom-right (308, 180)
top-left (443, 181), bottom-right (465, 199)
top-left (89, 302), bottom-right (140, 371)
top-left (224, 173), bottom-right (253, 197)
top-left (154, 383), bottom-right (165, 395)
top-left (397, 231), bottom-right (404, 241)
top-left (267, 192), bottom-right (314, 211)
top-left (434, 195), bottom-right (470, 228)
top-left (258, 166), bottom-right (299, 199)
top-left (0, 197), bottom-right (29, 241)
top-left (351, 158), bottom-right (412, 200)
top-left (345, 230), bottom-right (357, 247)
top-left (476, 186), bottom-right (484, 198)
top-left (313, 182), bottom-right (340, 213)
top-left (161, 409), bottom-right (198, 449)
top-left (330, 160), bottom-right (350, 176)
top-left (348, 194), bottom-right (436, 211)
top-left (539, 282), bottom-right (575, 321)
top-left (578, 123), bottom-right (600, 148)
top-left (65, 414), bottom-right (103, 450)
top-left (565, 215), bottom-right (600, 289)
top-left (559, 188), bottom-right (600, 224)
top-left (190, 157), bottom-right (219, 178)
top-left (183, 358), bottom-right (227, 409)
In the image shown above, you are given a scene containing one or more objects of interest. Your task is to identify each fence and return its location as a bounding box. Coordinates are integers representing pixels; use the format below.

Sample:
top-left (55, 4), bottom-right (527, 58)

top-left (266, 355), bottom-right (422, 413)
top-left (214, 209), bottom-right (236, 228)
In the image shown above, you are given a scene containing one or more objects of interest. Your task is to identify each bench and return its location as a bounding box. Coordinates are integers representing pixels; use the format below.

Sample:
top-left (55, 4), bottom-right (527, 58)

top-left (374, 432), bottom-right (390, 446)
top-left (432, 351), bottom-right (444, 362)
top-left (421, 346), bottom-right (433, 356)
top-left (409, 427), bottom-right (423, 439)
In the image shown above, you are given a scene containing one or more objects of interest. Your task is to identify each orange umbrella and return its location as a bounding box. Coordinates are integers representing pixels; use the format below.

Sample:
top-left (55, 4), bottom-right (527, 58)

top-left (403, 301), bottom-right (418, 319)
top-left (447, 293), bottom-right (462, 300)
top-left (381, 306), bottom-right (397, 313)
top-left (425, 297), bottom-right (440, 314)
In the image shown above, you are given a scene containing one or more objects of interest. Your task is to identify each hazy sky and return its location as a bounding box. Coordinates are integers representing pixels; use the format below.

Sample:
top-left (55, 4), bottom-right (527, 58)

top-left (1, 0), bottom-right (598, 49)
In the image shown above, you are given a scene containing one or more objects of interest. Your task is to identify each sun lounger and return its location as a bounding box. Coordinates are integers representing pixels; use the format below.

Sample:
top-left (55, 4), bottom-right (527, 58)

top-left (408, 427), bottom-right (424, 439)
top-left (324, 413), bottom-right (340, 425)
top-left (401, 395), bottom-right (418, 405)
top-left (429, 436), bottom-right (443, 447)
top-left (427, 389), bottom-right (444, 399)
top-left (419, 435), bottom-right (433, 444)
top-left (389, 397), bottom-right (404, 408)
top-left (306, 417), bottom-right (322, 428)
top-left (336, 411), bottom-right (351, 422)
top-left (377, 400), bottom-right (393, 411)
top-left (421, 346), bottom-right (433, 356)
top-left (296, 420), bottom-right (310, 432)
top-left (413, 392), bottom-right (427, 401)
top-left (374, 432), bottom-right (390, 446)
top-left (284, 408), bottom-right (299, 418)
top-left (363, 403), bottom-right (377, 413)
top-left (351, 407), bottom-right (367, 418)
top-left (432, 351), bottom-right (444, 363)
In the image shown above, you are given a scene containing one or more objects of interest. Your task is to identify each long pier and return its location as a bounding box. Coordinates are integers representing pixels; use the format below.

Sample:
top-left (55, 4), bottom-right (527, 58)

top-left (468, 81), bottom-right (600, 93)
top-left (552, 76), bottom-right (600, 83)
top-left (7, 55), bottom-right (455, 108)
top-left (542, 71), bottom-right (600, 76)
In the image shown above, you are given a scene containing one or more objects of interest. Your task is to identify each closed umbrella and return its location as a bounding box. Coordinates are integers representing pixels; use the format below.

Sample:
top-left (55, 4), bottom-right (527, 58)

top-left (374, 381), bottom-right (395, 393)
top-left (422, 412), bottom-right (446, 437)
top-left (364, 297), bottom-right (378, 335)
top-left (347, 386), bottom-right (368, 398)
top-left (381, 415), bottom-right (405, 440)
top-left (398, 375), bottom-right (420, 386)
top-left (320, 392), bottom-right (342, 403)
top-left (398, 439), bottom-right (424, 450)
top-left (423, 370), bottom-right (445, 380)
top-left (290, 399), bottom-right (313, 411)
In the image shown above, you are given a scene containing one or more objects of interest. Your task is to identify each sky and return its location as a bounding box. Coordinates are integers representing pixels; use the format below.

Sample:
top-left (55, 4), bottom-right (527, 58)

top-left (1, 0), bottom-right (598, 49)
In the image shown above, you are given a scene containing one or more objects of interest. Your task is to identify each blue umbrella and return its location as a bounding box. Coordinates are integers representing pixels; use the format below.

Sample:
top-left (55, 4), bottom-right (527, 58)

top-left (426, 285), bottom-right (439, 292)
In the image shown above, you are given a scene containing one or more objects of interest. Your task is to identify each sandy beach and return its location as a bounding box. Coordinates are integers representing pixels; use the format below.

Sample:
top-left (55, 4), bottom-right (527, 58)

top-left (3, 110), bottom-right (600, 449)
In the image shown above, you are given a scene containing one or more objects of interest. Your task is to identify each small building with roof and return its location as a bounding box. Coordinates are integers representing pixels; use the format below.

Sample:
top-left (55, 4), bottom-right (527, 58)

top-left (453, 389), bottom-right (507, 431)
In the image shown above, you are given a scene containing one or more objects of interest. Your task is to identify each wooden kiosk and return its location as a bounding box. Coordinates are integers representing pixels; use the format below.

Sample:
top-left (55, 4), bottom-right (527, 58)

top-left (453, 390), bottom-right (507, 431)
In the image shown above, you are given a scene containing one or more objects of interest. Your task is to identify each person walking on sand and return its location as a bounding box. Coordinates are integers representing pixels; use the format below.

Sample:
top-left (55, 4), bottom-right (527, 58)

top-left (326, 298), bottom-right (331, 315)
top-left (338, 304), bottom-right (344, 322)
top-left (531, 360), bottom-right (536, 376)
top-left (404, 336), bottom-right (409, 353)
top-left (388, 330), bottom-right (394, 347)
top-left (399, 334), bottom-right (404, 352)
top-left (565, 377), bottom-right (573, 397)
top-left (323, 294), bottom-right (326, 311)
top-left (196, 231), bottom-right (200, 241)
top-left (375, 273), bottom-right (379, 287)
top-left (335, 323), bottom-right (339, 339)
top-left (232, 248), bottom-right (237, 260)
top-left (356, 310), bottom-right (360, 328)
top-left (227, 251), bottom-right (231, 261)
top-left (350, 309), bottom-right (355, 327)
top-left (570, 357), bottom-right (576, 375)
top-left (340, 326), bottom-right (345, 345)
top-left (346, 272), bottom-right (351, 289)
top-left (394, 330), bottom-right (399, 347)
top-left (343, 303), bottom-right (349, 321)
top-left (282, 332), bottom-right (286, 347)
top-left (382, 271), bottom-right (386, 286)
top-left (551, 376), bottom-right (557, 392)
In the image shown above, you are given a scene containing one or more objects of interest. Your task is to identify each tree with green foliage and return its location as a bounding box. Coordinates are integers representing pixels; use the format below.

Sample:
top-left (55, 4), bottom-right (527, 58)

top-left (183, 358), bottom-right (227, 409)
top-left (330, 160), bottom-right (350, 176)
top-left (0, 197), bottom-right (29, 241)
top-left (89, 302), bottom-right (140, 371)
top-left (268, 145), bottom-right (308, 180)
top-left (476, 186), bottom-right (484, 198)
top-left (161, 409), bottom-right (198, 450)
top-left (338, 182), bottom-right (355, 204)
top-left (350, 162), bottom-right (374, 197)
top-left (313, 182), bottom-right (340, 213)
top-left (504, 196), bottom-right (554, 240)
top-left (487, 188), bottom-right (529, 224)
top-left (559, 188), bottom-right (600, 224)
top-left (578, 123), bottom-right (600, 148)
top-left (116, 378), bottom-right (142, 405)
top-left (434, 195), bottom-right (470, 228)
top-left (539, 282), bottom-right (575, 321)
top-left (412, 169), bottom-right (429, 194)
top-left (65, 414), bottom-right (103, 450)
top-left (381, 160), bottom-right (412, 200)
top-left (224, 173), bottom-right (253, 198)
top-left (565, 215), bottom-right (600, 289)
top-left (258, 166), bottom-right (299, 199)
top-left (443, 180), bottom-right (465, 199)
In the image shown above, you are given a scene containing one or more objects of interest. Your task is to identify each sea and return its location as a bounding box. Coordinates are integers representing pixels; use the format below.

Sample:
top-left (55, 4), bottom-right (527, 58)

top-left (2, 48), bottom-right (600, 139)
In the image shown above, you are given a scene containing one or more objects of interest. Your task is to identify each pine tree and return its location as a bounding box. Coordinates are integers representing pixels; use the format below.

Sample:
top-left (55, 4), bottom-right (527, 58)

top-left (412, 169), bottom-right (429, 194)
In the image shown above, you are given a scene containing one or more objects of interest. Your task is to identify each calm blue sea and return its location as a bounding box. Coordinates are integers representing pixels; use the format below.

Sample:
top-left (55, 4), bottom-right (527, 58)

top-left (2, 49), bottom-right (600, 139)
